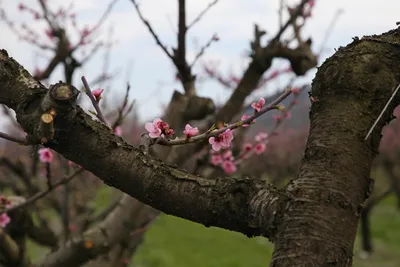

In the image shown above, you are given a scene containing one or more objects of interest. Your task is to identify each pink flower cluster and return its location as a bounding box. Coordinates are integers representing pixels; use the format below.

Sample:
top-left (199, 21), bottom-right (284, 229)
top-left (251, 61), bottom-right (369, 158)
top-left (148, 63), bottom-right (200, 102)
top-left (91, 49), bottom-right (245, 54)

top-left (238, 132), bottom-right (268, 160)
top-left (145, 118), bottom-right (174, 138)
top-left (0, 196), bottom-right (12, 228)
top-left (39, 148), bottom-right (54, 163)
top-left (145, 120), bottom-right (200, 139)
top-left (183, 124), bottom-right (199, 138)
top-left (209, 129), bottom-right (234, 151)
top-left (0, 213), bottom-right (10, 228)
top-left (210, 150), bottom-right (237, 174)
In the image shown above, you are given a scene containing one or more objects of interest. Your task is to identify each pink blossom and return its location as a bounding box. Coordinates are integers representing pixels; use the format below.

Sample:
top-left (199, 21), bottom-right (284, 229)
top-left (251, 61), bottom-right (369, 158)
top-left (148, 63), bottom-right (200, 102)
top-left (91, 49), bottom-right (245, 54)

top-left (284, 111), bottom-right (292, 119)
top-left (251, 98), bottom-right (265, 112)
top-left (145, 118), bottom-right (162, 138)
top-left (213, 34), bottom-right (220, 41)
top-left (241, 114), bottom-right (250, 127)
top-left (0, 196), bottom-right (12, 209)
top-left (39, 148), bottom-right (54, 163)
top-left (34, 68), bottom-right (42, 77)
top-left (243, 143), bottom-right (252, 152)
top-left (255, 132), bottom-right (268, 142)
top-left (114, 126), bottom-right (122, 136)
top-left (209, 129), bottom-right (234, 151)
top-left (254, 143), bottom-right (266, 155)
top-left (210, 154), bottom-right (223, 166)
top-left (165, 128), bottom-right (174, 137)
top-left (92, 88), bottom-right (104, 101)
top-left (183, 124), bottom-right (199, 137)
top-left (81, 27), bottom-right (91, 38)
top-left (241, 114), bottom-right (255, 127)
top-left (45, 29), bottom-right (54, 40)
top-left (273, 115), bottom-right (282, 122)
top-left (291, 87), bottom-right (300, 94)
top-left (223, 150), bottom-right (234, 161)
top-left (222, 160), bottom-right (237, 174)
top-left (69, 223), bottom-right (77, 232)
top-left (18, 3), bottom-right (25, 11)
top-left (291, 99), bottom-right (298, 105)
top-left (0, 213), bottom-right (10, 228)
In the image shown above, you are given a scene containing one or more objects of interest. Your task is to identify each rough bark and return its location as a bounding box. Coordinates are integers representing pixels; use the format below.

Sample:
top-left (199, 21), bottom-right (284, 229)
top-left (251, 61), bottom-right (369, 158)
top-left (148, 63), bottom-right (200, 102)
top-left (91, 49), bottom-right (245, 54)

top-left (270, 30), bottom-right (400, 266)
top-left (1, 27), bottom-right (400, 266)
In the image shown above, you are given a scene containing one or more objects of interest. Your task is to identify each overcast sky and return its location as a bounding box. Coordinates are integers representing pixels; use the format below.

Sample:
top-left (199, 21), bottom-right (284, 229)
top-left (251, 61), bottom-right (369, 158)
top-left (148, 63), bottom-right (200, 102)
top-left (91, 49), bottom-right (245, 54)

top-left (1, 0), bottom-right (399, 126)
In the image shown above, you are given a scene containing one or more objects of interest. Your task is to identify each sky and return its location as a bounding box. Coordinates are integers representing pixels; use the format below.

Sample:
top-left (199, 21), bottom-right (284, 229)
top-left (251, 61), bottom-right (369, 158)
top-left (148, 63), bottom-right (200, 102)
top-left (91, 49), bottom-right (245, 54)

top-left (1, 0), bottom-right (400, 129)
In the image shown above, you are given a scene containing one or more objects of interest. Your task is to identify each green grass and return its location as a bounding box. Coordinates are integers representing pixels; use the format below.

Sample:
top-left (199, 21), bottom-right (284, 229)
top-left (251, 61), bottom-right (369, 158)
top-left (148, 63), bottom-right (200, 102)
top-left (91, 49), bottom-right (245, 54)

top-left (134, 215), bottom-right (273, 267)
top-left (133, 194), bottom-right (400, 267)
top-left (26, 186), bottom-right (400, 267)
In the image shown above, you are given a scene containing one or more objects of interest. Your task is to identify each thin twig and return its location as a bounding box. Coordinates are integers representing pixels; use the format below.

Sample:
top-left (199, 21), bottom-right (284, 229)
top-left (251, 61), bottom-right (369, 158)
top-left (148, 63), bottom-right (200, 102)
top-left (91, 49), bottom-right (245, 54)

top-left (111, 83), bottom-right (136, 129)
top-left (187, 0), bottom-right (219, 29)
top-left (318, 8), bottom-right (344, 55)
top-left (270, 0), bottom-right (309, 44)
top-left (81, 76), bottom-right (110, 127)
top-left (0, 131), bottom-right (29, 145)
top-left (365, 82), bottom-right (400, 140)
top-left (278, 0), bottom-right (285, 28)
top-left (190, 34), bottom-right (218, 68)
top-left (4, 168), bottom-right (84, 213)
top-left (130, 0), bottom-right (174, 61)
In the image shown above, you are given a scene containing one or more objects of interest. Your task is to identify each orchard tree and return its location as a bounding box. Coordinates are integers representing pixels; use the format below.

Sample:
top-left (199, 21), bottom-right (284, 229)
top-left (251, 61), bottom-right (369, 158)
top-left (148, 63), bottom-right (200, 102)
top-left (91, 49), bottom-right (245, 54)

top-left (1, 0), bottom-right (400, 267)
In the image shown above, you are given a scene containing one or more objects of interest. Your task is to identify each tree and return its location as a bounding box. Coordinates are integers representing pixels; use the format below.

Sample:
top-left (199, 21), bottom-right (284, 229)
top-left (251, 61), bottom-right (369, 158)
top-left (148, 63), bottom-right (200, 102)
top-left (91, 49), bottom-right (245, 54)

top-left (2, 0), bottom-right (399, 266)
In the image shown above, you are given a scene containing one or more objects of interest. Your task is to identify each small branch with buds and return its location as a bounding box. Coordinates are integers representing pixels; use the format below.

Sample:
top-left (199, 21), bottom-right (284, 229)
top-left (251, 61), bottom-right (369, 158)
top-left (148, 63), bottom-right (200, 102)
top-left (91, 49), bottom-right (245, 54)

top-left (81, 76), bottom-right (109, 127)
top-left (141, 88), bottom-right (293, 150)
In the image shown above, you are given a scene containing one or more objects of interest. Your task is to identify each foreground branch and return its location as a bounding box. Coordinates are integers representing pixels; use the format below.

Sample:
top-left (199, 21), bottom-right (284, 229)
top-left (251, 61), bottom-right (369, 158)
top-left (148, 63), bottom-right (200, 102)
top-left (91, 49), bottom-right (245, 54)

top-left (0, 49), bottom-right (281, 238)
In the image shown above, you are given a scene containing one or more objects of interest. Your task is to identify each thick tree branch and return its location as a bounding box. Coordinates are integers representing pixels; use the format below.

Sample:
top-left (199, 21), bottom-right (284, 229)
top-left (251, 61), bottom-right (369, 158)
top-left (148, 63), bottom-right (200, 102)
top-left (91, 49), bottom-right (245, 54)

top-left (0, 49), bottom-right (281, 238)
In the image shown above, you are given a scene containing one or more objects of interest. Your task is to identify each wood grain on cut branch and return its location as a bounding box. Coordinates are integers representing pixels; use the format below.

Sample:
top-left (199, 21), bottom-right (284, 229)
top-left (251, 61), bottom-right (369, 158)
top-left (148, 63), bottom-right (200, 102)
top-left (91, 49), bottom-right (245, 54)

top-left (0, 49), bottom-right (282, 239)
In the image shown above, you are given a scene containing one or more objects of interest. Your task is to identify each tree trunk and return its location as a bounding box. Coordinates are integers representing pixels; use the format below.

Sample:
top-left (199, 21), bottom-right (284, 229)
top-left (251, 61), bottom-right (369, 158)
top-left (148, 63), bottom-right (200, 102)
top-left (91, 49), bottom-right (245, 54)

top-left (270, 30), bottom-right (400, 266)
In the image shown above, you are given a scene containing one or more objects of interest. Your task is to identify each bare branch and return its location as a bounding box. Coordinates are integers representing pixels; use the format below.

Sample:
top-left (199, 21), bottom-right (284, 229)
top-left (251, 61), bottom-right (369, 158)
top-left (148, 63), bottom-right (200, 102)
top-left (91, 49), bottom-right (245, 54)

top-left (0, 131), bottom-right (29, 145)
top-left (187, 0), bottom-right (219, 30)
top-left (130, 0), bottom-right (174, 61)
top-left (4, 168), bottom-right (84, 213)
top-left (190, 34), bottom-right (218, 68)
